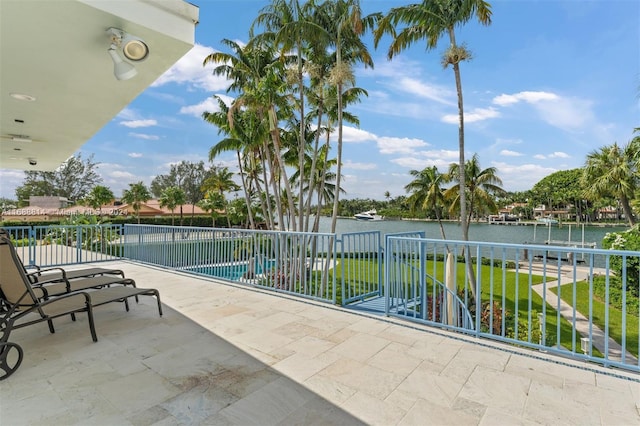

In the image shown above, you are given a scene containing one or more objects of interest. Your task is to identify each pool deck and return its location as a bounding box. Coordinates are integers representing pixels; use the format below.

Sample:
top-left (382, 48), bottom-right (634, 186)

top-left (2, 260), bottom-right (639, 425)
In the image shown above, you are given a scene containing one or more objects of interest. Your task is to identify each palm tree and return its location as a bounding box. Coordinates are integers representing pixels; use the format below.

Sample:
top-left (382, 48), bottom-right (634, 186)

top-left (319, 0), bottom-right (375, 234)
top-left (405, 166), bottom-right (450, 240)
top-left (446, 153), bottom-right (505, 226)
top-left (582, 141), bottom-right (638, 227)
top-left (197, 192), bottom-right (226, 228)
top-left (201, 166), bottom-right (240, 228)
top-left (121, 182), bottom-right (151, 224)
top-left (204, 95), bottom-right (267, 229)
top-left (445, 154), bottom-right (503, 299)
top-left (84, 185), bottom-right (114, 216)
top-left (159, 186), bottom-right (186, 226)
top-left (204, 38), bottom-right (295, 231)
top-left (251, 0), bottom-right (328, 232)
top-left (373, 0), bottom-right (492, 243)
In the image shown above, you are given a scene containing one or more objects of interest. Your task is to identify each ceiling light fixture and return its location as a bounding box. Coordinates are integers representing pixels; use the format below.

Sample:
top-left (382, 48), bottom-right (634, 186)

top-left (10, 93), bottom-right (36, 102)
top-left (106, 27), bottom-right (149, 80)
top-left (11, 135), bottom-right (32, 143)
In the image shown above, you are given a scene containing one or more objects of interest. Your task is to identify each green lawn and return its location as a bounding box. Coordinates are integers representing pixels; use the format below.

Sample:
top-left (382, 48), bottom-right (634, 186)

top-left (553, 282), bottom-right (639, 358)
top-left (333, 258), bottom-right (586, 352)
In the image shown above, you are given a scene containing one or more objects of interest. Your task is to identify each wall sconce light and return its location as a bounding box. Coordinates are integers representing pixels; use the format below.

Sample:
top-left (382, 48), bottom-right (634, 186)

top-left (106, 28), bottom-right (149, 80)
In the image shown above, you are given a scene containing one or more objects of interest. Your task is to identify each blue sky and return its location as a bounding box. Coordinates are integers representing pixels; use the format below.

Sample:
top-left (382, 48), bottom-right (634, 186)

top-left (1, 0), bottom-right (638, 201)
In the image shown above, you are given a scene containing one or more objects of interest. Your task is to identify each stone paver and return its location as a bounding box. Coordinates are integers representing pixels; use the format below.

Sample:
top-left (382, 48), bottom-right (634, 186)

top-left (1, 261), bottom-right (638, 425)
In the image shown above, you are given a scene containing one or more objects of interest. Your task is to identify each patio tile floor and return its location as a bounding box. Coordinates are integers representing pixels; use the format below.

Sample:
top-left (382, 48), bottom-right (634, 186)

top-left (1, 261), bottom-right (638, 425)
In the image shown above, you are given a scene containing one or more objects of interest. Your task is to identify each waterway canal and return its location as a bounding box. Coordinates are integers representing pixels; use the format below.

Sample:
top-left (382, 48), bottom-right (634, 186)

top-left (316, 217), bottom-right (628, 249)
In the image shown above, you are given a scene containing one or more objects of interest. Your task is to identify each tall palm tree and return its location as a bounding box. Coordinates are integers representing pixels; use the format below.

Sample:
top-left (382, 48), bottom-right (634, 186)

top-left (373, 0), bottom-right (492, 243)
top-left (446, 153), bottom-right (505, 226)
top-left (122, 181), bottom-right (151, 224)
top-left (405, 166), bottom-right (450, 240)
top-left (582, 141), bottom-right (638, 227)
top-left (203, 39), bottom-right (293, 230)
top-left (251, 0), bottom-right (326, 232)
top-left (318, 0), bottom-right (375, 233)
top-left (159, 186), bottom-right (186, 226)
top-left (445, 154), bottom-right (503, 299)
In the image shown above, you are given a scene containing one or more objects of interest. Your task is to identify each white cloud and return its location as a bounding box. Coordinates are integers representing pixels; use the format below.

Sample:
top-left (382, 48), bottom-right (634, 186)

top-left (549, 151), bottom-right (570, 158)
top-left (441, 107), bottom-right (500, 124)
top-left (491, 161), bottom-right (557, 191)
top-left (537, 97), bottom-right (594, 131)
top-left (378, 137), bottom-right (429, 154)
top-left (179, 95), bottom-right (234, 118)
top-left (391, 149), bottom-right (458, 169)
top-left (343, 160), bottom-right (377, 170)
top-left (500, 150), bottom-right (523, 157)
top-left (340, 126), bottom-right (377, 143)
top-left (492, 91), bottom-right (596, 133)
top-left (119, 119), bottom-right (157, 128)
top-left (418, 149), bottom-right (459, 161)
top-left (390, 157), bottom-right (432, 169)
top-left (128, 153), bottom-right (143, 158)
top-left (151, 44), bottom-right (231, 92)
top-left (493, 91), bottom-right (559, 106)
top-left (396, 77), bottom-right (455, 106)
top-left (109, 170), bottom-right (136, 180)
top-left (116, 108), bottom-right (139, 121)
top-left (0, 169), bottom-right (24, 198)
top-left (128, 133), bottom-right (160, 140)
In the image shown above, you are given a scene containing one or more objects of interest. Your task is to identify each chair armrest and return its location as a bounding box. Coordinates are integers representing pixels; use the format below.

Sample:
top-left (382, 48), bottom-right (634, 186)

top-left (27, 267), bottom-right (68, 284)
top-left (24, 264), bottom-right (42, 273)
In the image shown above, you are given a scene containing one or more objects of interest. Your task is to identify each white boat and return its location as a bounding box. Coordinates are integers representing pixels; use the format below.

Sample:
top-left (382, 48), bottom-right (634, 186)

top-left (488, 214), bottom-right (520, 224)
top-left (536, 216), bottom-right (558, 225)
top-left (354, 209), bottom-right (384, 221)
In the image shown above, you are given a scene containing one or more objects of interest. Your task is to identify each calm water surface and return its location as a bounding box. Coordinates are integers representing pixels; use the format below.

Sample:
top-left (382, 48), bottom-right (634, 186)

top-left (315, 217), bottom-right (628, 248)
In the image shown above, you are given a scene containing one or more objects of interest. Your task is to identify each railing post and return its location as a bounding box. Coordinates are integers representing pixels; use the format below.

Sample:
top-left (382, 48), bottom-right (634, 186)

top-left (377, 232), bottom-right (383, 298)
top-left (419, 241), bottom-right (426, 321)
top-left (332, 235), bottom-right (337, 305)
top-left (474, 244), bottom-right (481, 337)
top-left (28, 226), bottom-right (36, 266)
top-left (76, 225), bottom-right (82, 263)
top-left (384, 237), bottom-right (390, 316)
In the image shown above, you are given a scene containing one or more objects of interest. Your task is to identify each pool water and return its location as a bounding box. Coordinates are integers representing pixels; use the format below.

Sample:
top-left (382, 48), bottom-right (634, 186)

top-left (187, 259), bottom-right (272, 281)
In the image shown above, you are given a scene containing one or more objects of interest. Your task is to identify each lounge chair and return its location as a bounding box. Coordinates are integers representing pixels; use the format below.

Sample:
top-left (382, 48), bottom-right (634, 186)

top-left (0, 228), bottom-right (125, 284)
top-left (26, 264), bottom-right (125, 283)
top-left (0, 236), bottom-right (163, 347)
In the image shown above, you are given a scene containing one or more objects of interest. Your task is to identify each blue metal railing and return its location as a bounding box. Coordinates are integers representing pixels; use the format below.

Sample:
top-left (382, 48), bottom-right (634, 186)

top-left (386, 236), bottom-right (639, 372)
top-left (339, 231), bottom-right (382, 304)
top-left (2, 225), bottom-right (123, 266)
top-left (123, 224), bottom-right (338, 304)
top-left (3, 223), bottom-right (638, 372)
top-left (385, 236), bottom-right (473, 329)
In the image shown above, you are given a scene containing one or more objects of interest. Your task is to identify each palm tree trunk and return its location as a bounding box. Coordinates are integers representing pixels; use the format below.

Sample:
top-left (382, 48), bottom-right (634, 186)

top-left (237, 150), bottom-right (256, 229)
top-left (304, 110), bottom-right (324, 232)
top-left (449, 28), bottom-right (476, 300)
top-left (296, 46), bottom-right (306, 234)
top-left (620, 195), bottom-right (636, 226)
top-left (268, 106), bottom-right (297, 231)
top-left (263, 138), bottom-right (283, 230)
top-left (330, 81), bottom-right (344, 234)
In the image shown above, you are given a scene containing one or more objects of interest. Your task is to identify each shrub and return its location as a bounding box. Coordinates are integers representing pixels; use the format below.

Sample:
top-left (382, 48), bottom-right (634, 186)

top-left (602, 225), bottom-right (640, 297)
top-left (592, 275), bottom-right (639, 316)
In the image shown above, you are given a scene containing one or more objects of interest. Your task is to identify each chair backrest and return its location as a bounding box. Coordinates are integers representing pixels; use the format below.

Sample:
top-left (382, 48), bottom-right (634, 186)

top-left (0, 237), bottom-right (39, 307)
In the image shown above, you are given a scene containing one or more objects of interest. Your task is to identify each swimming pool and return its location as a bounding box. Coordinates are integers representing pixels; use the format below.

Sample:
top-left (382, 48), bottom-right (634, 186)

top-left (186, 259), bottom-right (273, 281)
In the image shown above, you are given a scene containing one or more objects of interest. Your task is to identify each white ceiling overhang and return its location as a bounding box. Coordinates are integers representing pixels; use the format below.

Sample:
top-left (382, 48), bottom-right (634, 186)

top-left (0, 0), bottom-right (198, 170)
